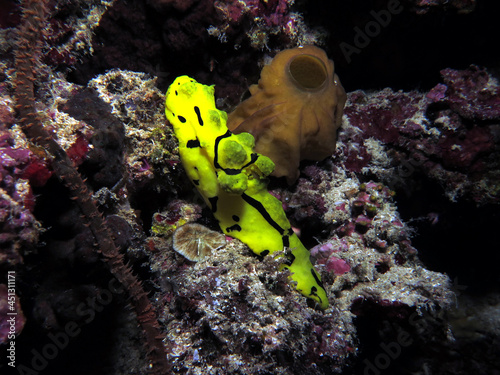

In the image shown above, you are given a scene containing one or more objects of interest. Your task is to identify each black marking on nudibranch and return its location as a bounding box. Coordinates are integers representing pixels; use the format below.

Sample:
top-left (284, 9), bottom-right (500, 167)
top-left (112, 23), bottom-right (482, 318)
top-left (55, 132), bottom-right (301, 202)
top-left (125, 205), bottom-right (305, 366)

top-left (213, 137), bottom-right (260, 175)
top-left (260, 250), bottom-right (270, 257)
top-left (226, 224), bottom-right (242, 232)
top-left (223, 168), bottom-right (243, 176)
top-left (283, 252), bottom-right (295, 267)
top-left (208, 196), bottom-right (218, 213)
top-left (310, 286), bottom-right (318, 297)
top-left (309, 286), bottom-right (323, 306)
top-left (241, 193), bottom-right (285, 236)
top-left (248, 153), bottom-right (259, 165)
top-left (187, 139), bottom-right (201, 148)
top-left (175, 90), bottom-right (178, 95)
top-left (311, 269), bottom-right (325, 289)
top-left (213, 130), bottom-right (232, 170)
top-left (178, 115), bottom-right (186, 123)
top-left (194, 106), bottom-right (203, 126)
top-left (283, 235), bottom-right (290, 248)
top-left (232, 215), bottom-right (240, 222)
top-left (193, 179), bottom-right (200, 186)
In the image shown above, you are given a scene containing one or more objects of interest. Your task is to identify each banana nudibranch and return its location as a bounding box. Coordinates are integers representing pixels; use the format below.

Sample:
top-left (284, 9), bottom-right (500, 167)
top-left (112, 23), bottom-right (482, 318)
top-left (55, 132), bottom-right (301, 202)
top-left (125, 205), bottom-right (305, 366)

top-left (164, 76), bottom-right (328, 309)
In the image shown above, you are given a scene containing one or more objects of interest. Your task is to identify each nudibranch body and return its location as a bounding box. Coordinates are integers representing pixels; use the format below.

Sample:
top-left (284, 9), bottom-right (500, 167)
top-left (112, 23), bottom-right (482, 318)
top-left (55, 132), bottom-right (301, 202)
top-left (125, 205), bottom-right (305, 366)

top-left (165, 76), bottom-right (328, 309)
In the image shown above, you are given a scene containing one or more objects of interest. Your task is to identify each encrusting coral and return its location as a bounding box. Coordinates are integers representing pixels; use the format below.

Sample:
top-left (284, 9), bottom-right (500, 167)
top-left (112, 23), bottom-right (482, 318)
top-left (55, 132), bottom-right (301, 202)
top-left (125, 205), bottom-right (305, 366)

top-left (165, 76), bottom-right (328, 308)
top-left (227, 45), bottom-right (347, 184)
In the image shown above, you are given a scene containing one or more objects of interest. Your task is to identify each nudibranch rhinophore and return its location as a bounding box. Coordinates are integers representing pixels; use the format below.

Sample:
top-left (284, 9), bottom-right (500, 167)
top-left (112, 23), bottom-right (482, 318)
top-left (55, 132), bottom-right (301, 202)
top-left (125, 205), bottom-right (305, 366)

top-left (227, 45), bottom-right (347, 184)
top-left (165, 76), bottom-right (328, 309)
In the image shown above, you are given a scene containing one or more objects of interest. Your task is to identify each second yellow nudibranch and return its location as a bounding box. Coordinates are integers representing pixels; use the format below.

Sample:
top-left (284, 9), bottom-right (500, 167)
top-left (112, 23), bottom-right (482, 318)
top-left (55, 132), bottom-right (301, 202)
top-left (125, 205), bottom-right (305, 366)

top-left (164, 76), bottom-right (328, 309)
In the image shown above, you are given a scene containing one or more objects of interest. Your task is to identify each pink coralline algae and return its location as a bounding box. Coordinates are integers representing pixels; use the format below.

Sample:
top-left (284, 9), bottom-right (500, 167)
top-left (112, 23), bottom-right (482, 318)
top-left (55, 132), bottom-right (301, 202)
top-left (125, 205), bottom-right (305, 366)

top-left (0, 113), bottom-right (45, 264)
top-left (326, 256), bottom-right (351, 276)
top-left (409, 0), bottom-right (476, 13)
top-left (215, 0), bottom-right (290, 27)
top-left (289, 171), bottom-right (419, 280)
top-left (310, 242), bottom-right (351, 276)
top-left (427, 65), bottom-right (500, 120)
top-left (438, 126), bottom-right (494, 170)
top-left (65, 135), bottom-right (90, 167)
top-left (341, 65), bottom-right (500, 203)
top-left (151, 199), bottom-right (202, 237)
top-left (318, 251), bottom-right (351, 275)
top-left (42, 18), bottom-right (77, 68)
top-left (209, 0), bottom-right (325, 50)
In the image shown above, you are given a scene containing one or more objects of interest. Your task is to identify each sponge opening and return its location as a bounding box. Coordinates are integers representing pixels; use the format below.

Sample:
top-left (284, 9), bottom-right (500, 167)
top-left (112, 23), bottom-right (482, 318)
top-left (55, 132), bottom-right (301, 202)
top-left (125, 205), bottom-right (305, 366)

top-left (288, 54), bottom-right (327, 90)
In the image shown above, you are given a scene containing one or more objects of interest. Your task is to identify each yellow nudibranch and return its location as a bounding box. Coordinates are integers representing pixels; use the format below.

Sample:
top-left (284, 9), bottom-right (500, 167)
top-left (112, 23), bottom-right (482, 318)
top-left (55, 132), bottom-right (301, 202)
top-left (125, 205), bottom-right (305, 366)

top-left (165, 76), bottom-right (328, 309)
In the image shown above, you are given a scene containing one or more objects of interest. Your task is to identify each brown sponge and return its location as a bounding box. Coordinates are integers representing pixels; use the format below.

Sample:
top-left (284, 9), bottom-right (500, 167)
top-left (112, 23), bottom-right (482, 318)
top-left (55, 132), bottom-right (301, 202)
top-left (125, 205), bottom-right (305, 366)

top-left (227, 45), bottom-right (347, 184)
